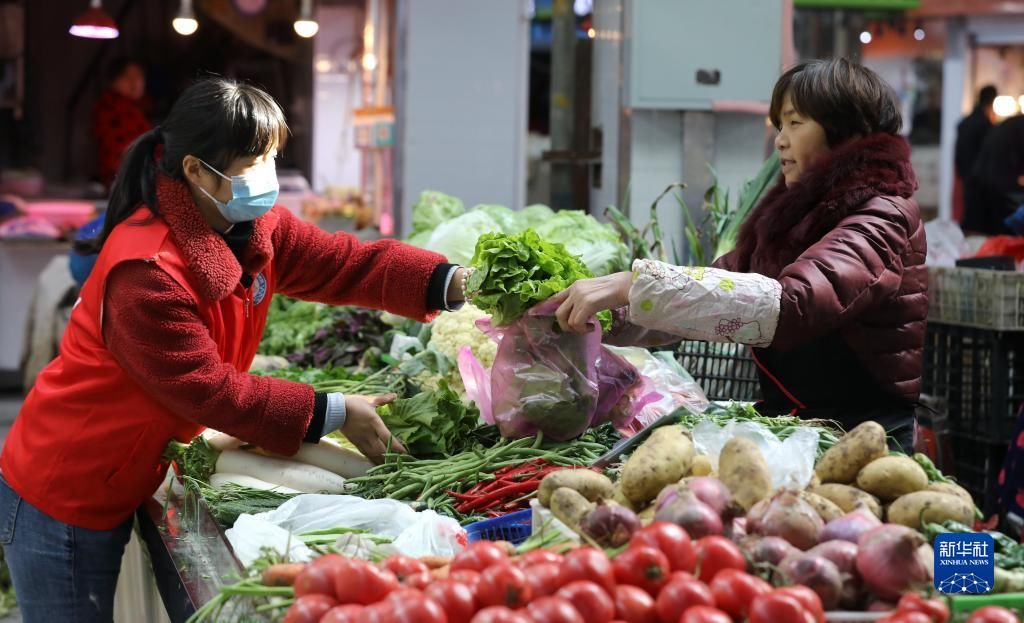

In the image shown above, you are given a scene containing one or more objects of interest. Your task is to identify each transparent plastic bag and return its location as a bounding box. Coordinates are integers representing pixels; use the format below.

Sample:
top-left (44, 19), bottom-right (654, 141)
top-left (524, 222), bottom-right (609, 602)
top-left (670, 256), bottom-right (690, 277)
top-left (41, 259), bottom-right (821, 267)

top-left (460, 300), bottom-right (639, 441)
top-left (605, 346), bottom-right (710, 437)
top-left (692, 420), bottom-right (819, 490)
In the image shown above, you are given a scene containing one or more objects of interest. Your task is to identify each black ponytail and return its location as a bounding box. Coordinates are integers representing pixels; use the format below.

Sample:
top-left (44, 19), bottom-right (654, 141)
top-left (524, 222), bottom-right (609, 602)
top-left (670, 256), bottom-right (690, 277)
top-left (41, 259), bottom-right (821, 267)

top-left (76, 78), bottom-right (288, 255)
top-left (75, 126), bottom-right (163, 255)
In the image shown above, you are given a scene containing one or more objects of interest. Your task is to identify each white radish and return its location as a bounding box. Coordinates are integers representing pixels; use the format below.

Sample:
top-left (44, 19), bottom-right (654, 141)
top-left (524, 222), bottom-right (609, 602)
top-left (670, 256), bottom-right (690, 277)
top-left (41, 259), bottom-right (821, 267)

top-left (273, 439), bottom-right (372, 478)
top-left (209, 472), bottom-right (301, 494)
top-left (201, 429), bottom-right (246, 451)
top-left (215, 450), bottom-right (350, 494)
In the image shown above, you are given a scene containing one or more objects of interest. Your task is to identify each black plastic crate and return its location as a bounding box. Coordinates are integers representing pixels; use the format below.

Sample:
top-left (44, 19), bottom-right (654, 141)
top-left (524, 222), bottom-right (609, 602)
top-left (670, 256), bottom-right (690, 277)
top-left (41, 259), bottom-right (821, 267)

top-left (951, 435), bottom-right (1008, 515)
top-left (676, 341), bottom-right (761, 402)
top-left (921, 322), bottom-right (1024, 441)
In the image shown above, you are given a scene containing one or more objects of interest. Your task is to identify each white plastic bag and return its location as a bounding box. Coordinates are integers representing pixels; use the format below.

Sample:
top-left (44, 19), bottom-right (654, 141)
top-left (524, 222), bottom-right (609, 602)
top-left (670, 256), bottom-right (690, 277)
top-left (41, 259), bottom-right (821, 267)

top-left (924, 219), bottom-right (967, 267)
top-left (225, 494), bottom-right (466, 568)
top-left (692, 420), bottom-right (818, 490)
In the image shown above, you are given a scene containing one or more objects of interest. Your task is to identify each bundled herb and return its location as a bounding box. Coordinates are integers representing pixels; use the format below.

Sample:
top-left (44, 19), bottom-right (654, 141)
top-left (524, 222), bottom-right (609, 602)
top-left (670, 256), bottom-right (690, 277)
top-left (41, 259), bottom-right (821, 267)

top-left (376, 379), bottom-right (480, 458)
top-left (255, 364), bottom-right (406, 397)
top-left (183, 477), bottom-right (297, 527)
top-left (466, 230), bottom-right (611, 329)
top-left (164, 436), bottom-right (220, 483)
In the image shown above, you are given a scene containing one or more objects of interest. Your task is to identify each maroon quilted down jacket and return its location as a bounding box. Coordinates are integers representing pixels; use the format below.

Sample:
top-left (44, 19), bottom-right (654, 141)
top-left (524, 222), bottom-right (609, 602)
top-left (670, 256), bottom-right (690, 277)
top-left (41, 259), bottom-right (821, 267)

top-left (716, 132), bottom-right (927, 404)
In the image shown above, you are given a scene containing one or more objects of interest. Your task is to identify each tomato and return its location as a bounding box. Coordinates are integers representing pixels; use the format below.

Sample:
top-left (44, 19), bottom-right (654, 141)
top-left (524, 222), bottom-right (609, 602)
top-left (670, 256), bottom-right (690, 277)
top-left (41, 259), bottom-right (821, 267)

top-left (381, 556), bottom-right (430, 582)
top-left (357, 601), bottom-right (397, 623)
top-left (389, 592), bottom-right (448, 623)
top-left (425, 580), bottom-right (478, 623)
top-left (655, 579), bottom-right (716, 623)
top-left (284, 594), bottom-right (338, 623)
top-left (335, 558), bottom-right (400, 605)
top-left (294, 563), bottom-right (338, 599)
top-left (679, 605), bottom-right (734, 623)
top-left (694, 536), bottom-right (746, 583)
top-left (896, 593), bottom-right (950, 623)
top-left (966, 608), bottom-right (1021, 623)
top-left (452, 542), bottom-right (509, 573)
top-left (666, 571), bottom-right (697, 584)
top-left (450, 569), bottom-right (483, 590)
top-left (470, 606), bottom-right (534, 623)
top-left (405, 570), bottom-right (434, 590)
top-left (630, 523), bottom-right (697, 573)
top-left (612, 546), bottom-right (671, 596)
top-left (556, 581), bottom-right (616, 623)
top-left (560, 547), bottom-right (616, 593)
top-left (613, 585), bottom-right (657, 623)
top-left (749, 593), bottom-right (817, 623)
top-left (773, 587), bottom-right (825, 623)
top-left (322, 604), bottom-right (366, 623)
top-left (708, 569), bottom-right (772, 620)
top-left (476, 563), bottom-right (532, 609)
top-left (525, 562), bottom-right (566, 599)
top-left (880, 614), bottom-right (940, 623)
top-left (528, 596), bottom-right (586, 623)
top-left (518, 550), bottom-right (564, 567)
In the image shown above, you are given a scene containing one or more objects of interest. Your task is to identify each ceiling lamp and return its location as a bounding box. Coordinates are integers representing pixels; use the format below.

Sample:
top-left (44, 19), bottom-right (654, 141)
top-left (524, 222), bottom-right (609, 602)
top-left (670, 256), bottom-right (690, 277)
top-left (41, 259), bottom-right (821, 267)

top-left (294, 0), bottom-right (319, 38)
top-left (173, 0), bottom-right (198, 36)
top-left (69, 0), bottom-right (118, 40)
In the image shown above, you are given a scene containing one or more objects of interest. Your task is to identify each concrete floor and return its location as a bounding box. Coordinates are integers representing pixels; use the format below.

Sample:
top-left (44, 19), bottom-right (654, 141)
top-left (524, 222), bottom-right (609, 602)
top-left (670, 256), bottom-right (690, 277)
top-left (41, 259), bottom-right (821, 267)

top-left (0, 393), bottom-right (22, 622)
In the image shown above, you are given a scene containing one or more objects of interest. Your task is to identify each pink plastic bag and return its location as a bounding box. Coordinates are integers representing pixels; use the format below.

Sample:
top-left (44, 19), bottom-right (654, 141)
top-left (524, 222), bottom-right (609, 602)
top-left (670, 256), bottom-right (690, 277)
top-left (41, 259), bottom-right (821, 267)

top-left (459, 300), bottom-right (640, 441)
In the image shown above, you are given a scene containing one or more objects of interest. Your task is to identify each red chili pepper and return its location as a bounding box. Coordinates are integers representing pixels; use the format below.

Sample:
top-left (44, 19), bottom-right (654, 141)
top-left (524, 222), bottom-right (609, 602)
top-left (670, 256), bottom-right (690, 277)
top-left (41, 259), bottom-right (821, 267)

top-left (457, 481), bottom-right (540, 513)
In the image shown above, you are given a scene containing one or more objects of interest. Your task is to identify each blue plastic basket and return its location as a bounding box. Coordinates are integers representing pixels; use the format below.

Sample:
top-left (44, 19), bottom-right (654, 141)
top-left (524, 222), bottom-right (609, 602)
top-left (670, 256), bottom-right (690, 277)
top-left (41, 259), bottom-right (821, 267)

top-left (464, 510), bottom-right (533, 545)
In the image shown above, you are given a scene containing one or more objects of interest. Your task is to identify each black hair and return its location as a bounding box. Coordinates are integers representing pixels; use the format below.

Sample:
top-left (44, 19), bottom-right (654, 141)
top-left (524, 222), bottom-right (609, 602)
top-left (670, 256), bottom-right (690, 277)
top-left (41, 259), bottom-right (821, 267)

top-left (769, 57), bottom-right (902, 147)
top-left (105, 56), bottom-right (144, 84)
top-left (77, 78), bottom-right (289, 255)
top-left (978, 85), bottom-right (998, 109)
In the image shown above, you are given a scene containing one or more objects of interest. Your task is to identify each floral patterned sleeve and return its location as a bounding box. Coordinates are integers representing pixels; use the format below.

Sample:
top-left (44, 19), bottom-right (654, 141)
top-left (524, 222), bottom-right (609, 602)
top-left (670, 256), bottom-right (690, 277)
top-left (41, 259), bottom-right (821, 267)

top-left (627, 259), bottom-right (782, 347)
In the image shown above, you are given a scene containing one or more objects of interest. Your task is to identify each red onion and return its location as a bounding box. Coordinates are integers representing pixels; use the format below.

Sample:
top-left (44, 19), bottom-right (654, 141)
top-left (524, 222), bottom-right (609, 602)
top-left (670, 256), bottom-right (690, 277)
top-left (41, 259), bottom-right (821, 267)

top-left (725, 517), bottom-right (748, 542)
top-left (780, 553), bottom-right (843, 610)
top-left (654, 491), bottom-right (723, 539)
top-left (746, 490), bottom-right (824, 550)
top-left (808, 540), bottom-right (863, 609)
top-left (856, 525), bottom-right (933, 601)
top-left (580, 503), bottom-right (641, 548)
top-left (742, 536), bottom-right (801, 567)
top-left (655, 484), bottom-right (682, 513)
top-left (821, 509), bottom-right (882, 544)
top-left (685, 477), bottom-right (734, 517)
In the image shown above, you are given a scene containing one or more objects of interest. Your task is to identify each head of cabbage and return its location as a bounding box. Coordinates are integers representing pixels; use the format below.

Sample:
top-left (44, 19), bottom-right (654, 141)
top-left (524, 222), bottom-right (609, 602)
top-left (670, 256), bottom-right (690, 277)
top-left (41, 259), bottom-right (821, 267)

top-left (423, 210), bottom-right (503, 266)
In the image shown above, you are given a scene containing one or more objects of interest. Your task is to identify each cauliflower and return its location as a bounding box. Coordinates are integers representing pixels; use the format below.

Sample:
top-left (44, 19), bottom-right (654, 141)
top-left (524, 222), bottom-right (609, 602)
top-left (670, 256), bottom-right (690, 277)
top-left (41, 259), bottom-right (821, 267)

top-left (428, 304), bottom-right (497, 370)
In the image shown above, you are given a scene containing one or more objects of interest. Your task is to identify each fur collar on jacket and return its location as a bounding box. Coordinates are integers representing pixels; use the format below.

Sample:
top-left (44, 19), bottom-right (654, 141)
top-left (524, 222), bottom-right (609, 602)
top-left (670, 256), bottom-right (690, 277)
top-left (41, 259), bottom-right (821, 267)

top-left (154, 175), bottom-right (277, 301)
top-left (730, 132), bottom-right (917, 277)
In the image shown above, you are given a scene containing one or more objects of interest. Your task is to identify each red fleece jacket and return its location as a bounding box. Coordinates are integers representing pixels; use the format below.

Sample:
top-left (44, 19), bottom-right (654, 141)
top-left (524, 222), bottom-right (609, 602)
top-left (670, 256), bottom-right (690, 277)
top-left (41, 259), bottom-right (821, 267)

top-left (102, 206), bottom-right (446, 450)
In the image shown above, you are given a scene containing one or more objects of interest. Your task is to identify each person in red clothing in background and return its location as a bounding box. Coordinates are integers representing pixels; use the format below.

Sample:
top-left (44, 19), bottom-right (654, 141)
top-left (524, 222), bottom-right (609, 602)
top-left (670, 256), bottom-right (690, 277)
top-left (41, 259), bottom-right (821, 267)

top-left (92, 57), bottom-right (152, 191)
top-left (0, 78), bottom-right (470, 622)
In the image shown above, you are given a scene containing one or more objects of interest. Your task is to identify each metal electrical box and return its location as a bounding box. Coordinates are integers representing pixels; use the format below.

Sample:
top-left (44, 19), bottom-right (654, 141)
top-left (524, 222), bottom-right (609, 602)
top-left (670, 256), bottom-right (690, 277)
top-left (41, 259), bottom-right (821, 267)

top-left (626, 0), bottom-right (783, 110)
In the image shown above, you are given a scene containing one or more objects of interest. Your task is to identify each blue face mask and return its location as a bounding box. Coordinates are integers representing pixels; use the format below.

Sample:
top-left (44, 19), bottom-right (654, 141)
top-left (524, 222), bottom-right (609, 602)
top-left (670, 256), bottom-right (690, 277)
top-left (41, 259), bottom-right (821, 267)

top-left (197, 158), bottom-right (279, 223)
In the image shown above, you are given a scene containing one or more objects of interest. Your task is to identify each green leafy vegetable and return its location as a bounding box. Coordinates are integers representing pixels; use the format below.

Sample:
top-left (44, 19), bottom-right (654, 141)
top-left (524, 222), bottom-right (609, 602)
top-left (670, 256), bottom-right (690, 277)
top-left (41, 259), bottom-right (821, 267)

top-left (409, 190), bottom-right (465, 243)
top-left (534, 210), bottom-right (631, 277)
top-left (258, 296), bottom-right (337, 357)
top-left (376, 380), bottom-right (480, 457)
top-left (466, 229), bottom-right (611, 328)
top-left (164, 436), bottom-right (220, 483)
top-left (424, 210), bottom-right (503, 266)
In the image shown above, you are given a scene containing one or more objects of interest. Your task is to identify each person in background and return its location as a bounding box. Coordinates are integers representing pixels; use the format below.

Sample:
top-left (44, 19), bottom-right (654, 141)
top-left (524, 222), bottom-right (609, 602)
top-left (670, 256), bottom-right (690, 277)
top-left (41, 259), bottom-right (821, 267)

top-left (973, 114), bottom-right (1024, 235)
top-left (552, 58), bottom-right (924, 450)
top-left (68, 214), bottom-right (105, 287)
top-left (92, 57), bottom-right (152, 191)
top-left (957, 85), bottom-right (998, 234)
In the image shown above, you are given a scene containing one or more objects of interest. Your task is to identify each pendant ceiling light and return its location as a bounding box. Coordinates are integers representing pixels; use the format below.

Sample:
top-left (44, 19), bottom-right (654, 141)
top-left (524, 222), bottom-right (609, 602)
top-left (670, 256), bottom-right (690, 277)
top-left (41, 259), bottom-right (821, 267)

top-left (294, 0), bottom-right (319, 38)
top-left (69, 0), bottom-right (118, 40)
top-left (173, 0), bottom-right (198, 36)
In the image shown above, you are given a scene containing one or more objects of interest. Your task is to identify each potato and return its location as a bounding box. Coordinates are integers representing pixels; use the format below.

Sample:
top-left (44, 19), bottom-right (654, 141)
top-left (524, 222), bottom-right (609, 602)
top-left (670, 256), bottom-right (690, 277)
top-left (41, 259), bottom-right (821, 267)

top-left (549, 487), bottom-right (596, 531)
top-left (638, 504), bottom-right (657, 526)
top-left (620, 425), bottom-right (694, 505)
top-left (539, 469), bottom-right (613, 507)
top-left (718, 437), bottom-right (772, 511)
top-left (610, 485), bottom-right (636, 512)
top-left (691, 455), bottom-right (713, 477)
top-left (926, 482), bottom-right (975, 509)
top-left (887, 491), bottom-right (974, 529)
top-left (800, 490), bottom-right (845, 523)
top-left (815, 421), bottom-right (888, 484)
top-left (808, 484), bottom-right (882, 519)
top-left (855, 456), bottom-right (928, 501)
top-left (996, 567), bottom-right (1024, 593)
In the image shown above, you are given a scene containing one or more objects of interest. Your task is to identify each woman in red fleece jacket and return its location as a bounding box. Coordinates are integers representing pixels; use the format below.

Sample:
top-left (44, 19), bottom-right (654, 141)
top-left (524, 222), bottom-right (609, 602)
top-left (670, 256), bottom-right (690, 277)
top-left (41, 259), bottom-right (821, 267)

top-left (0, 78), bottom-right (468, 622)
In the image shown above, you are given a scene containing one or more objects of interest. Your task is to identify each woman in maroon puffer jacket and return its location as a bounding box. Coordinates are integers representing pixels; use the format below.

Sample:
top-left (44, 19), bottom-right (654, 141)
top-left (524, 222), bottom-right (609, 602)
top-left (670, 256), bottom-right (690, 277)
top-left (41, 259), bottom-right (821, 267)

top-left (552, 58), bottom-right (926, 448)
